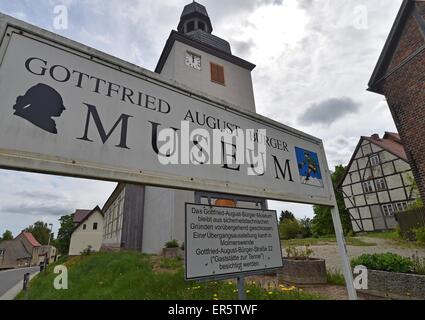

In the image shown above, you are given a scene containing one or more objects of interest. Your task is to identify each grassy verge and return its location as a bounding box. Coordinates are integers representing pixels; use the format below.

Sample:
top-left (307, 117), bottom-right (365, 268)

top-left (365, 231), bottom-right (425, 248)
top-left (363, 230), bottom-right (399, 241)
top-left (282, 236), bottom-right (376, 247)
top-left (17, 251), bottom-right (324, 300)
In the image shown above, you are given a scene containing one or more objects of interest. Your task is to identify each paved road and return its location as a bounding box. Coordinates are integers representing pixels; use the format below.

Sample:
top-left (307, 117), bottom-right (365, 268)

top-left (0, 267), bottom-right (39, 297)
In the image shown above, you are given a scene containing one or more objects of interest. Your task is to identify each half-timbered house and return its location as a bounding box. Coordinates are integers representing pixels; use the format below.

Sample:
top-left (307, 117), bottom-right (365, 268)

top-left (340, 132), bottom-right (420, 232)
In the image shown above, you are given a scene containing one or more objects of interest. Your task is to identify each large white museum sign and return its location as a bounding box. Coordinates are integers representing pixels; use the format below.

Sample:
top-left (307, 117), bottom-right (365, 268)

top-left (0, 14), bottom-right (335, 206)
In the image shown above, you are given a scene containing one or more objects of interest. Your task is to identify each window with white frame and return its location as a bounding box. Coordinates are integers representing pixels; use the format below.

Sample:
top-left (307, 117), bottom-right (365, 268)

top-left (370, 154), bottom-right (380, 166)
top-left (375, 178), bottom-right (386, 191)
top-left (382, 204), bottom-right (395, 216)
top-left (363, 181), bottom-right (374, 193)
top-left (395, 202), bottom-right (408, 212)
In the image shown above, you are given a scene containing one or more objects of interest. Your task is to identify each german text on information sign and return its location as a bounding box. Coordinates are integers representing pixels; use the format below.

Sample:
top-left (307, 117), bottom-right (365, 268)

top-left (185, 203), bottom-right (283, 280)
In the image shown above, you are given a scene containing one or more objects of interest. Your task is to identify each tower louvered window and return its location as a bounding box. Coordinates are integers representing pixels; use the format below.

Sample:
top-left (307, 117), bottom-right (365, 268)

top-left (210, 62), bottom-right (225, 85)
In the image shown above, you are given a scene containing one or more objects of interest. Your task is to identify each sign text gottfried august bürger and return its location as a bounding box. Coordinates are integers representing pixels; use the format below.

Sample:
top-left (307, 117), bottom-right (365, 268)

top-left (0, 26), bottom-right (333, 205)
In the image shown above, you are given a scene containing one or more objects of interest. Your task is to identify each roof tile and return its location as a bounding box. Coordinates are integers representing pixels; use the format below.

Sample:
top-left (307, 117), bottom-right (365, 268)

top-left (22, 232), bottom-right (41, 247)
top-left (363, 132), bottom-right (407, 161)
top-left (73, 209), bottom-right (92, 223)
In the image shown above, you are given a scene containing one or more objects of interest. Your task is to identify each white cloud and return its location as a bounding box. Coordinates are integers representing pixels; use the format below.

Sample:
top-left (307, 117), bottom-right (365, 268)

top-left (0, 171), bottom-right (116, 235)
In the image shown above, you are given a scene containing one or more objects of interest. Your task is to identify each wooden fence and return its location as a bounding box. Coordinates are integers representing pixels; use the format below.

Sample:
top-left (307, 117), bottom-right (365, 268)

top-left (395, 208), bottom-right (425, 240)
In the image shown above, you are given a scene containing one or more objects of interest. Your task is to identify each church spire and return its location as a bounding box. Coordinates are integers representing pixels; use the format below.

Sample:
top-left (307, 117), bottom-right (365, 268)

top-left (177, 1), bottom-right (213, 34)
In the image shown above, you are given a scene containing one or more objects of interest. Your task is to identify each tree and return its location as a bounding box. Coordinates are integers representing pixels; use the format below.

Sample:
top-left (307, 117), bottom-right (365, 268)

top-left (56, 214), bottom-right (75, 255)
top-left (311, 165), bottom-right (352, 237)
top-left (279, 219), bottom-right (302, 240)
top-left (279, 210), bottom-right (295, 224)
top-left (0, 230), bottom-right (13, 242)
top-left (406, 174), bottom-right (423, 209)
top-left (25, 221), bottom-right (51, 245)
top-left (299, 217), bottom-right (312, 238)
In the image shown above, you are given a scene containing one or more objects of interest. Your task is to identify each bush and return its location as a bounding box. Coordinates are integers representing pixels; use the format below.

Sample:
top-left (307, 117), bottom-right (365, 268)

top-left (396, 225), bottom-right (402, 238)
top-left (414, 227), bottom-right (425, 244)
top-left (351, 253), bottom-right (414, 274)
top-left (326, 269), bottom-right (345, 286)
top-left (279, 219), bottom-right (302, 240)
top-left (299, 217), bottom-right (312, 238)
top-left (165, 240), bottom-right (179, 248)
top-left (80, 246), bottom-right (93, 256)
top-left (285, 245), bottom-right (313, 260)
top-left (412, 253), bottom-right (425, 275)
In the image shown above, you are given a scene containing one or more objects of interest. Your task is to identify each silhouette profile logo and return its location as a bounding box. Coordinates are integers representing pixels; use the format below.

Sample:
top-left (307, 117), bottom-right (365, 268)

top-left (13, 83), bottom-right (66, 134)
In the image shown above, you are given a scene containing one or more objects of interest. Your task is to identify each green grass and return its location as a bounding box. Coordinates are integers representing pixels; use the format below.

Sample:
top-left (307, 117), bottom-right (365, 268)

top-left (363, 230), bottom-right (400, 241)
top-left (282, 236), bottom-right (376, 247)
top-left (365, 230), bottom-right (425, 248)
top-left (17, 251), bottom-right (324, 300)
top-left (326, 270), bottom-right (345, 286)
top-left (158, 257), bottom-right (183, 270)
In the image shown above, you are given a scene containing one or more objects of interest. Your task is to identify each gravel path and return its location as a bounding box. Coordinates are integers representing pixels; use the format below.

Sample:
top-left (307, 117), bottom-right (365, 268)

top-left (289, 237), bottom-right (425, 272)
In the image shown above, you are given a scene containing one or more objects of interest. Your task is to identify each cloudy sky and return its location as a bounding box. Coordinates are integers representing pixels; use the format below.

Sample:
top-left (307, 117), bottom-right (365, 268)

top-left (0, 0), bottom-right (402, 237)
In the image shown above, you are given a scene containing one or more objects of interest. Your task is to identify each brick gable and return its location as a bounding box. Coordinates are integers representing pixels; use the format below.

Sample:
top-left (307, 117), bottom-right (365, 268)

top-left (388, 14), bottom-right (424, 72)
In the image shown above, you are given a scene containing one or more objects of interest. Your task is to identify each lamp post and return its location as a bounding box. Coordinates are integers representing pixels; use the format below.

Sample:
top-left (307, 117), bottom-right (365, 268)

top-left (47, 223), bottom-right (53, 247)
top-left (44, 223), bottom-right (53, 271)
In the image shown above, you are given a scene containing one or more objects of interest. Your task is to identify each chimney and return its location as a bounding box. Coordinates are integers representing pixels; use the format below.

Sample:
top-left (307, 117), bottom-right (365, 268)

top-left (371, 133), bottom-right (380, 140)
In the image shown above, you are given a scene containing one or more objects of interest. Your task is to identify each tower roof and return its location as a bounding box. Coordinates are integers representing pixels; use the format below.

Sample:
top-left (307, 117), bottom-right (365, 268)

top-left (181, 1), bottom-right (209, 17)
top-left (156, 1), bottom-right (255, 73)
top-left (177, 1), bottom-right (213, 33)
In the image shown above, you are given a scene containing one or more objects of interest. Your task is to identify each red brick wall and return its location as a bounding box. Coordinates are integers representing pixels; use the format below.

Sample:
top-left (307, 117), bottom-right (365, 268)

top-left (388, 15), bottom-right (424, 70)
top-left (379, 12), bottom-right (425, 199)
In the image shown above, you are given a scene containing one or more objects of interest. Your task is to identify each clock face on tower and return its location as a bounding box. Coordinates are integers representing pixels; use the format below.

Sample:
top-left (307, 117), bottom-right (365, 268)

top-left (185, 52), bottom-right (201, 70)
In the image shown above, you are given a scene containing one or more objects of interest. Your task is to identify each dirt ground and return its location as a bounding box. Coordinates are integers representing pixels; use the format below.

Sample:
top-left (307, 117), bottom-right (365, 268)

top-left (244, 274), bottom-right (384, 300)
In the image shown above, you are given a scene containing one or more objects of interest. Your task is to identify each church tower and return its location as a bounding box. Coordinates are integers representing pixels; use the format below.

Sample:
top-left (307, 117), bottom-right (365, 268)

top-left (141, 2), bottom-right (261, 253)
top-left (155, 1), bottom-right (257, 112)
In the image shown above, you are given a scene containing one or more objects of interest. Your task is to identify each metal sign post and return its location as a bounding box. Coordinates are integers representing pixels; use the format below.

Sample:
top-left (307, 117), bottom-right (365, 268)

top-left (321, 147), bottom-right (357, 300)
top-left (237, 276), bottom-right (246, 300)
top-left (330, 204), bottom-right (357, 300)
top-left (23, 272), bottom-right (30, 300)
